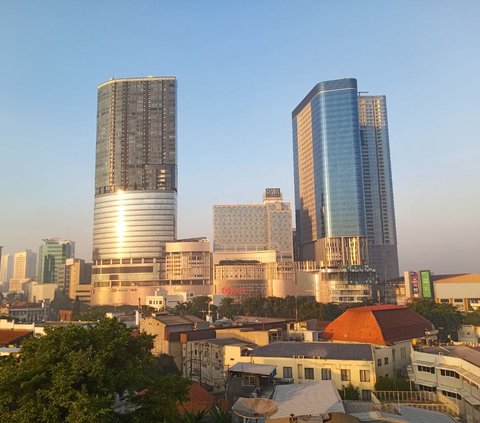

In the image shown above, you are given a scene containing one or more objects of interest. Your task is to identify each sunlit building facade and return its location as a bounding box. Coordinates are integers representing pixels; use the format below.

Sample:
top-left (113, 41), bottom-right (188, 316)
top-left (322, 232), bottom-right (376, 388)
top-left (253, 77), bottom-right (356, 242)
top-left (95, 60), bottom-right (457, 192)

top-left (293, 78), bottom-right (367, 266)
top-left (91, 77), bottom-right (177, 306)
top-left (13, 250), bottom-right (37, 279)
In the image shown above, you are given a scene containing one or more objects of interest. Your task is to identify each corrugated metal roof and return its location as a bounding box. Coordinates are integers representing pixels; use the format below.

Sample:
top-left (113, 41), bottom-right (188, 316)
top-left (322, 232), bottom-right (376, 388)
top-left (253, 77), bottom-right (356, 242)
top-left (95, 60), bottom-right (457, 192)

top-left (207, 337), bottom-right (255, 347)
top-left (250, 342), bottom-right (373, 361)
top-left (272, 381), bottom-right (345, 419)
top-left (229, 362), bottom-right (277, 376)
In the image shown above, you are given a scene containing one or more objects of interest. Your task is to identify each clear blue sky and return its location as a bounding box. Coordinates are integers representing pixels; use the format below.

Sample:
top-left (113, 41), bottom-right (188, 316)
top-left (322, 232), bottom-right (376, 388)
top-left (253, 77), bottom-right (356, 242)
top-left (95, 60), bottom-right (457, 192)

top-left (0, 0), bottom-right (479, 274)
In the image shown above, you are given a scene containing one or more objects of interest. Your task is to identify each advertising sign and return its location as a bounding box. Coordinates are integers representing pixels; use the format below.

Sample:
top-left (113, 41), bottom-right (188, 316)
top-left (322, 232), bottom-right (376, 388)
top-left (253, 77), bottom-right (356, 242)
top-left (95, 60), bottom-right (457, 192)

top-left (410, 271), bottom-right (420, 297)
top-left (420, 270), bottom-right (432, 298)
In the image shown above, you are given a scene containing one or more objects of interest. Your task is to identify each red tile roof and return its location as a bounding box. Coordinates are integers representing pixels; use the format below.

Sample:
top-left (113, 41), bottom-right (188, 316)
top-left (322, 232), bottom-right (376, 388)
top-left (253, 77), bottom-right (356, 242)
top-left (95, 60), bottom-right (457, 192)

top-left (0, 329), bottom-right (33, 346)
top-left (177, 382), bottom-right (215, 414)
top-left (323, 305), bottom-right (434, 345)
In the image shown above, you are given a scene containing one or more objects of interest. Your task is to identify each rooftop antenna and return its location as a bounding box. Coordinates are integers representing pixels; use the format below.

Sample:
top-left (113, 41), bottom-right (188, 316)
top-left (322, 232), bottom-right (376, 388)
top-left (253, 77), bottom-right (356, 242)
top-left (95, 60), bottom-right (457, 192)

top-left (358, 91), bottom-right (369, 96)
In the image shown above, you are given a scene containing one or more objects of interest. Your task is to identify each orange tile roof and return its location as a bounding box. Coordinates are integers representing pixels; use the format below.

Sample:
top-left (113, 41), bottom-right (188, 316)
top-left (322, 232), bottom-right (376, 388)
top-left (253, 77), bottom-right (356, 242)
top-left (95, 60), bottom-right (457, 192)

top-left (0, 329), bottom-right (33, 345)
top-left (323, 305), bottom-right (434, 345)
top-left (177, 382), bottom-right (215, 414)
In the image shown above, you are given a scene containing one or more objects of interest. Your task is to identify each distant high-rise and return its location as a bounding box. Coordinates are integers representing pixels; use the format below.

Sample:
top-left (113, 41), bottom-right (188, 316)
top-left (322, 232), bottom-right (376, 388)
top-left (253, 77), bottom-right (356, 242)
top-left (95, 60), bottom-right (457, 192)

top-left (213, 188), bottom-right (293, 261)
top-left (292, 78), bottom-right (367, 266)
top-left (13, 250), bottom-right (37, 279)
top-left (358, 96), bottom-right (399, 280)
top-left (38, 238), bottom-right (75, 285)
top-left (0, 253), bottom-right (14, 284)
top-left (292, 78), bottom-right (399, 279)
top-left (91, 77), bottom-right (177, 306)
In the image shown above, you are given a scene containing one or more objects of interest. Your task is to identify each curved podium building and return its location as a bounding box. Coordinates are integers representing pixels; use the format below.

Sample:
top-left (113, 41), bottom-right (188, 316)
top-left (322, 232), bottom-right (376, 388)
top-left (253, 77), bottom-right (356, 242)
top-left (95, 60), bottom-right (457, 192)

top-left (91, 77), bottom-right (177, 306)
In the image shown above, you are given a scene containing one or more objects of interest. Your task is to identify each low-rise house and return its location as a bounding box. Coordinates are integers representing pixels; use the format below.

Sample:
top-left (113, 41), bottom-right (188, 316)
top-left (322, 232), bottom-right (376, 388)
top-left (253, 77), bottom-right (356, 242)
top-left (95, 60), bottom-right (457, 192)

top-left (410, 344), bottom-right (480, 422)
top-left (323, 305), bottom-right (436, 378)
top-left (227, 362), bottom-right (277, 404)
top-left (2, 300), bottom-right (50, 322)
top-left (182, 337), bottom-right (255, 389)
top-left (238, 342), bottom-right (378, 400)
top-left (140, 314), bottom-right (210, 368)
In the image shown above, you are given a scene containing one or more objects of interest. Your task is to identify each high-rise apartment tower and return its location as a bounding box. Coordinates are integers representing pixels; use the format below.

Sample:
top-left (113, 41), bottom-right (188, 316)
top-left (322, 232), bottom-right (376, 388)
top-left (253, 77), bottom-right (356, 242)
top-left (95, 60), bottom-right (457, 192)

top-left (358, 96), bottom-right (399, 281)
top-left (91, 76), bottom-right (177, 306)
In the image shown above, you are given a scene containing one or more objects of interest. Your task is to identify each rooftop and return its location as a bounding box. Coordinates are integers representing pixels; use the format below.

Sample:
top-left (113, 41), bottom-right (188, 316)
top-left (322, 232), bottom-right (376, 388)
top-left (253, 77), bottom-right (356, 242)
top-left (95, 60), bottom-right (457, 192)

top-left (418, 344), bottom-right (480, 367)
top-left (206, 337), bottom-right (255, 347)
top-left (0, 329), bottom-right (33, 345)
top-left (433, 273), bottom-right (480, 283)
top-left (152, 314), bottom-right (204, 326)
top-left (229, 362), bottom-right (277, 376)
top-left (250, 342), bottom-right (373, 361)
top-left (323, 305), bottom-right (434, 345)
top-left (271, 381), bottom-right (345, 419)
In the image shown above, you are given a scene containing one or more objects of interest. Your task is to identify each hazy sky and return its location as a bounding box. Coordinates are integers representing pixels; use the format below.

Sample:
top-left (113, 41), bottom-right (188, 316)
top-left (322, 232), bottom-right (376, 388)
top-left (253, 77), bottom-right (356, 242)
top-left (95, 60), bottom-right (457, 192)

top-left (0, 1), bottom-right (479, 274)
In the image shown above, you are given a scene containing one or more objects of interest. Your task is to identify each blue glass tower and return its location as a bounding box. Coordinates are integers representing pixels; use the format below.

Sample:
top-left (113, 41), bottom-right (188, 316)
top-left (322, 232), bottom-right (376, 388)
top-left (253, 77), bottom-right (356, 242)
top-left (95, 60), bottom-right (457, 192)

top-left (292, 78), bottom-right (368, 266)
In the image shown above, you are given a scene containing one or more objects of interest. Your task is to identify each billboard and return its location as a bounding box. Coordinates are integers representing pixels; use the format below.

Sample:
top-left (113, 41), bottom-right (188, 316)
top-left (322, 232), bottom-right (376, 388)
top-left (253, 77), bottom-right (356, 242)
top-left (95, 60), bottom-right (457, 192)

top-left (410, 271), bottom-right (420, 297)
top-left (420, 270), bottom-right (433, 298)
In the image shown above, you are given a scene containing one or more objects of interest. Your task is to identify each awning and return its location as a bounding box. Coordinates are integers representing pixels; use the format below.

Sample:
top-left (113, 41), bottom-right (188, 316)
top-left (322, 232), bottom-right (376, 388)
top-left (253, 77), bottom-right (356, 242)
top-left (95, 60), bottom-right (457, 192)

top-left (229, 362), bottom-right (277, 377)
top-left (416, 380), bottom-right (437, 388)
top-left (462, 392), bottom-right (480, 406)
top-left (412, 360), bottom-right (436, 367)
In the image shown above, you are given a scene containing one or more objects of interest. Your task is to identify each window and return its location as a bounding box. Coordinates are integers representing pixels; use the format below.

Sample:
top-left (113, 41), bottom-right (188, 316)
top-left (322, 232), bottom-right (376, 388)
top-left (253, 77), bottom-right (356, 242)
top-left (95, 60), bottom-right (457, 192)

top-left (392, 349), bottom-right (396, 363)
top-left (417, 365), bottom-right (435, 374)
top-left (384, 357), bottom-right (389, 365)
top-left (321, 368), bottom-right (331, 380)
top-left (283, 367), bottom-right (293, 379)
top-left (400, 347), bottom-right (407, 359)
top-left (242, 375), bottom-right (256, 386)
top-left (377, 359), bottom-right (382, 366)
top-left (442, 390), bottom-right (461, 400)
top-left (440, 369), bottom-right (460, 379)
top-left (360, 370), bottom-right (370, 382)
top-left (305, 368), bottom-right (314, 380)
top-left (341, 369), bottom-right (351, 382)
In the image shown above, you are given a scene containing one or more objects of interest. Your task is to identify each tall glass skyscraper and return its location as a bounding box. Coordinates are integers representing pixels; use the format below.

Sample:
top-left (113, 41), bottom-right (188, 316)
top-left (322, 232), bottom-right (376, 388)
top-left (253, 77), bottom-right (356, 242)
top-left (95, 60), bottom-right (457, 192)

top-left (91, 76), bottom-right (177, 306)
top-left (293, 78), bottom-right (367, 266)
top-left (292, 78), bottom-right (399, 280)
top-left (358, 96), bottom-right (399, 281)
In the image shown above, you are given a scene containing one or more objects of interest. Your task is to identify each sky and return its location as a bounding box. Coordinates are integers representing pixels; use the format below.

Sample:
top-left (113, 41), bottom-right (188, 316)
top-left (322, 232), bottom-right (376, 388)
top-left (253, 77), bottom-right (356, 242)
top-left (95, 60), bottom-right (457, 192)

top-left (0, 0), bottom-right (479, 274)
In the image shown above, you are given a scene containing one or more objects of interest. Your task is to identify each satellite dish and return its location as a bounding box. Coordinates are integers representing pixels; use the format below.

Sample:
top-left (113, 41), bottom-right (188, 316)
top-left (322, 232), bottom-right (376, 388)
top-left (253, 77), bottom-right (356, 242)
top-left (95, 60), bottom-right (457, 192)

top-left (232, 398), bottom-right (279, 420)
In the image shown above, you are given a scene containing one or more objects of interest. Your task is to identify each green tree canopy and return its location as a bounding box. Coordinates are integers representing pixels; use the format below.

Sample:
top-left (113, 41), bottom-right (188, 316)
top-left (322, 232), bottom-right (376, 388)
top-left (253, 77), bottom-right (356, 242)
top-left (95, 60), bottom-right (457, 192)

top-left (407, 298), bottom-right (463, 341)
top-left (464, 311), bottom-right (480, 326)
top-left (0, 318), bottom-right (189, 423)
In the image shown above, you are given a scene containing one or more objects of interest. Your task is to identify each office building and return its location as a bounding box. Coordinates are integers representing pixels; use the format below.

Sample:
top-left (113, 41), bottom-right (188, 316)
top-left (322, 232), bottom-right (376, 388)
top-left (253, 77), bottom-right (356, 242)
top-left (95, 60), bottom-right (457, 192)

top-left (358, 95), bottom-right (399, 281)
top-left (0, 253), bottom-right (14, 284)
top-left (161, 238), bottom-right (213, 296)
top-left (292, 79), bottom-right (399, 280)
top-left (38, 238), bottom-right (75, 286)
top-left (91, 76), bottom-right (177, 306)
top-left (296, 261), bottom-right (376, 304)
top-left (13, 250), bottom-right (37, 279)
top-left (214, 188), bottom-right (293, 261)
top-left (213, 189), bottom-right (295, 299)
top-left (64, 258), bottom-right (92, 304)
top-left (292, 78), bottom-right (367, 266)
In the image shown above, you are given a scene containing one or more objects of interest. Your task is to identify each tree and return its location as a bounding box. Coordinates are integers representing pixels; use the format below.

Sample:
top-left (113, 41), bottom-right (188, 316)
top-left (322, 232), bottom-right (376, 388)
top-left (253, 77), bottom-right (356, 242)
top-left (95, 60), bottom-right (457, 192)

top-left (374, 376), bottom-right (412, 391)
top-left (339, 383), bottom-right (360, 400)
top-left (407, 298), bottom-right (463, 341)
top-left (218, 297), bottom-right (242, 319)
top-left (464, 311), bottom-right (480, 326)
top-left (0, 318), bottom-right (190, 422)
